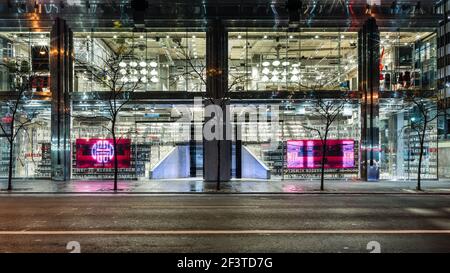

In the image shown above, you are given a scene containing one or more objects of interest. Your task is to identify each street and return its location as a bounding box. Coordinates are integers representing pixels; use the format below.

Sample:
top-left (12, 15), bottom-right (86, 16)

top-left (0, 194), bottom-right (449, 253)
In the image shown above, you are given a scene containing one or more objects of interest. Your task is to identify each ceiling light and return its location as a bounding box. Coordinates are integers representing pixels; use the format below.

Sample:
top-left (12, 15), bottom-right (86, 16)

top-left (271, 75), bottom-right (279, 82)
top-left (119, 62), bottom-right (127, 68)
top-left (113, 35), bottom-right (118, 39)
top-left (290, 75), bottom-right (299, 82)
top-left (262, 68), bottom-right (270, 75)
top-left (289, 35), bottom-right (294, 39)
top-left (238, 35), bottom-right (242, 39)
top-left (192, 35), bottom-right (196, 39)
top-left (130, 76), bottom-right (139, 83)
top-left (121, 77), bottom-right (129, 83)
top-left (272, 69), bottom-right (280, 76)
top-left (140, 35), bottom-right (144, 39)
top-left (149, 61), bottom-right (158, 68)
top-left (315, 35), bottom-right (319, 39)
top-left (139, 61), bottom-right (147, 67)
top-left (141, 76), bottom-right (148, 83)
top-left (150, 76), bottom-right (159, 83)
top-left (282, 61), bottom-right (290, 66)
top-left (272, 60), bottom-right (281, 67)
top-left (140, 68), bottom-right (148, 75)
top-left (130, 61), bottom-right (138, 67)
top-left (120, 69), bottom-right (127, 75)
top-left (262, 61), bottom-right (271, 67)
top-left (262, 75), bottom-right (269, 82)
top-left (150, 69), bottom-right (158, 76)
top-left (263, 35), bottom-right (268, 39)
top-left (291, 68), bottom-right (300, 75)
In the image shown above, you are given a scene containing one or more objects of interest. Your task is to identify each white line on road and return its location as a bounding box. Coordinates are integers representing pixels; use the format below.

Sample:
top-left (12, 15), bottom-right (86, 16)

top-left (0, 230), bottom-right (449, 235)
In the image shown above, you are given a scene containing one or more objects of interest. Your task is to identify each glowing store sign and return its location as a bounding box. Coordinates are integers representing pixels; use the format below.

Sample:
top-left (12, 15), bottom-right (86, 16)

top-left (287, 140), bottom-right (355, 169)
top-left (76, 139), bottom-right (131, 169)
top-left (91, 140), bottom-right (114, 164)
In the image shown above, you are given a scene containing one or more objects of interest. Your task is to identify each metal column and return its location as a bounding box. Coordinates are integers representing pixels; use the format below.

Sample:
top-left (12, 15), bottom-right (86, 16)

top-left (50, 18), bottom-right (73, 181)
top-left (359, 18), bottom-right (380, 181)
top-left (203, 19), bottom-right (232, 182)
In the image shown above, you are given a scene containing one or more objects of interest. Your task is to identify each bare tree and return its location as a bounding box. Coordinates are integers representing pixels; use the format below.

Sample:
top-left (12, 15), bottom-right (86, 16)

top-left (0, 60), bottom-right (36, 191)
top-left (76, 45), bottom-right (139, 192)
top-left (301, 92), bottom-right (352, 191)
top-left (403, 94), bottom-right (440, 191)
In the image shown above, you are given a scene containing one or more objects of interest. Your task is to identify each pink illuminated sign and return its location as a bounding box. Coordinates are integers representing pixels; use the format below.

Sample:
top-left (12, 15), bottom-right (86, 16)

top-left (287, 140), bottom-right (355, 169)
top-left (76, 139), bottom-right (131, 169)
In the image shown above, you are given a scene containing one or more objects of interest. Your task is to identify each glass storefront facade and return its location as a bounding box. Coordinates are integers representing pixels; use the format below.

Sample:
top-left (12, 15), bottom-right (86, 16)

top-left (0, 0), bottom-right (445, 182)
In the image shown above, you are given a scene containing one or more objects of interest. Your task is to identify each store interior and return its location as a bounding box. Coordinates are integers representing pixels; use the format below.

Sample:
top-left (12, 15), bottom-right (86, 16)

top-left (0, 27), bottom-right (440, 181)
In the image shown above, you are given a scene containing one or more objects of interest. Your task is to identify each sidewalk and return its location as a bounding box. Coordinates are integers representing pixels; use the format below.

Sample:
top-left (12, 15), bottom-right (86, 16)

top-left (1, 179), bottom-right (450, 194)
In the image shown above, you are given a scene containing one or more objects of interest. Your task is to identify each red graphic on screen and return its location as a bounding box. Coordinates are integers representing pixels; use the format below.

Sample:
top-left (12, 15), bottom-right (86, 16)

top-left (287, 140), bottom-right (355, 169)
top-left (76, 139), bottom-right (131, 169)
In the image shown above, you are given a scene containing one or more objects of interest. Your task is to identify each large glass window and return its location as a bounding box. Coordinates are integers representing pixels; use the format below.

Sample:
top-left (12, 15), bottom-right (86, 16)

top-left (73, 30), bottom-right (206, 92)
top-left (380, 30), bottom-right (437, 91)
top-left (228, 29), bottom-right (358, 92)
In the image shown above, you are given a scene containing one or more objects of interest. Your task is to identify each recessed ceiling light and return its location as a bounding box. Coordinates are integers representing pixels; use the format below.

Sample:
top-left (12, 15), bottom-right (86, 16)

top-left (238, 35), bottom-right (242, 39)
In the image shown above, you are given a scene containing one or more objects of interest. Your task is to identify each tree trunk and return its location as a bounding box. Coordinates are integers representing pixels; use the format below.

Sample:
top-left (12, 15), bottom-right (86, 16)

top-left (7, 118), bottom-right (14, 192)
top-left (417, 128), bottom-right (426, 191)
top-left (320, 138), bottom-right (327, 192)
top-left (112, 122), bottom-right (118, 192)
top-left (216, 139), bottom-right (221, 191)
top-left (7, 140), bottom-right (13, 191)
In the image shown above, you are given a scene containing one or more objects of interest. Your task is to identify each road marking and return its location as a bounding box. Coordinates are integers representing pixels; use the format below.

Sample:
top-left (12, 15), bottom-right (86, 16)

top-left (0, 230), bottom-right (449, 235)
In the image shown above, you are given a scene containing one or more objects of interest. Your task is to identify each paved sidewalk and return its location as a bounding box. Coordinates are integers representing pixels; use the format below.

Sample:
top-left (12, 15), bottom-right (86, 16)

top-left (0, 178), bottom-right (449, 194)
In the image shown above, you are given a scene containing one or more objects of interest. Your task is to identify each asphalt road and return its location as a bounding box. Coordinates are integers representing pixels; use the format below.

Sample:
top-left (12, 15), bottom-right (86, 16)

top-left (0, 194), bottom-right (449, 253)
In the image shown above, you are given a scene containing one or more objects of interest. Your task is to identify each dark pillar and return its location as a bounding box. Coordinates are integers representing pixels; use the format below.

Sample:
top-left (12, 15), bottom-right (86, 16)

top-left (190, 121), bottom-right (197, 177)
top-left (359, 18), bottom-right (380, 181)
top-left (235, 123), bottom-right (242, 179)
top-left (50, 18), bottom-right (73, 181)
top-left (203, 19), bottom-right (232, 182)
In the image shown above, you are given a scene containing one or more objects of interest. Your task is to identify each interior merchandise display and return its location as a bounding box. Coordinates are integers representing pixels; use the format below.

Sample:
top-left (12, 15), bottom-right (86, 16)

top-left (36, 143), bottom-right (51, 178)
top-left (0, 139), bottom-right (12, 177)
top-left (403, 128), bottom-right (438, 180)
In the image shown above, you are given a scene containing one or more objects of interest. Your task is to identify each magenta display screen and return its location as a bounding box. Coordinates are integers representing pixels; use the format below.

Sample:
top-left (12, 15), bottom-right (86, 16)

top-left (76, 139), bottom-right (131, 169)
top-left (287, 140), bottom-right (355, 169)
